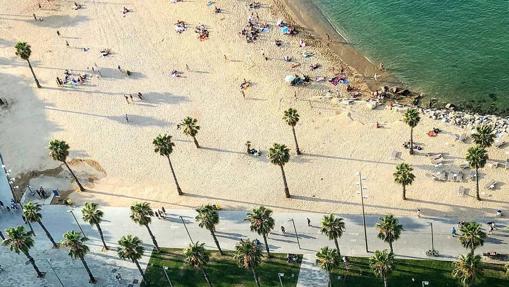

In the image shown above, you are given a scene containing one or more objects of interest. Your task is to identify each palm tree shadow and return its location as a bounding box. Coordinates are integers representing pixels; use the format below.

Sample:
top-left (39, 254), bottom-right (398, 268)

top-left (200, 146), bottom-right (244, 155)
top-left (32, 15), bottom-right (89, 28)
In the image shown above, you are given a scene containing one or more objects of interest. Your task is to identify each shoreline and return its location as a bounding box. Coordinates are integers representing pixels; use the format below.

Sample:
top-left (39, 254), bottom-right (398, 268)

top-left (274, 0), bottom-right (509, 132)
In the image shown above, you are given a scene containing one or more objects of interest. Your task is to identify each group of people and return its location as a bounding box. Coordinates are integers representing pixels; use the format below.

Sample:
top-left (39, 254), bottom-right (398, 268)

top-left (240, 13), bottom-right (268, 43)
top-left (175, 20), bottom-right (187, 34)
top-left (56, 70), bottom-right (89, 87)
top-left (123, 92), bottom-right (144, 104)
top-left (195, 24), bottom-right (209, 41)
top-left (0, 199), bottom-right (20, 214)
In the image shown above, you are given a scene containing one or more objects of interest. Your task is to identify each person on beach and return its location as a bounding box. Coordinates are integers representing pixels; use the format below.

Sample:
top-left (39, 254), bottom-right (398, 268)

top-left (33, 13), bottom-right (37, 21)
top-left (241, 90), bottom-right (245, 99)
top-left (451, 226), bottom-right (457, 237)
top-left (224, 54), bottom-right (228, 61)
top-left (186, 64), bottom-right (190, 71)
top-left (124, 95), bottom-right (129, 104)
top-left (379, 62), bottom-right (385, 71)
top-left (65, 40), bottom-right (69, 47)
top-left (417, 209), bottom-right (421, 218)
top-left (125, 114), bottom-right (129, 122)
top-left (281, 226), bottom-right (285, 234)
top-left (307, 218), bottom-right (311, 226)
top-left (129, 94), bottom-right (134, 103)
top-left (56, 77), bottom-right (63, 86)
top-left (56, 30), bottom-right (61, 37)
top-left (137, 92), bottom-right (143, 100)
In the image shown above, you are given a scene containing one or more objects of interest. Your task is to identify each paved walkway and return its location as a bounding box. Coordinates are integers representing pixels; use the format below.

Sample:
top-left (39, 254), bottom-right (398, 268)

top-left (0, 152), bottom-right (13, 206)
top-left (296, 254), bottom-right (329, 287)
top-left (1, 205), bottom-right (509, 286)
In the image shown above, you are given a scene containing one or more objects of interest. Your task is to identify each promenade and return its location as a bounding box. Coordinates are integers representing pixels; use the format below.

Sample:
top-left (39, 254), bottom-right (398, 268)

top-left (1, 205), bottom-right (507, 286)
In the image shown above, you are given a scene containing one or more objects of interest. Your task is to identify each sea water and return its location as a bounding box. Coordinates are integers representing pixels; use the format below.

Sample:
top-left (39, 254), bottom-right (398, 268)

top-left (313, 0), bottom-right (509, 114)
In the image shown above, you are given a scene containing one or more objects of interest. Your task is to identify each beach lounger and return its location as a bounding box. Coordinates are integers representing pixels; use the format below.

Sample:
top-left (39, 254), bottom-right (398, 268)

top-left (459, 162), bottom-right (470, 169)
top-left (458, 186), bottom-right (466, 196)
top-left (494, 140), bottom-right (506, 148)
top-left (390, 150), bottom-right (401, 160)
top-left (456, 134), bottom-right (468, 142)
top-left (485, 181), bottom-right (497, 190)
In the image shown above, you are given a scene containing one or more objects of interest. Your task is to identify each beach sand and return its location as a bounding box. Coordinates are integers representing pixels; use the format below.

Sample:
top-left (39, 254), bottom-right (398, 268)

top-left (0, 0), bottom-right (507, 219)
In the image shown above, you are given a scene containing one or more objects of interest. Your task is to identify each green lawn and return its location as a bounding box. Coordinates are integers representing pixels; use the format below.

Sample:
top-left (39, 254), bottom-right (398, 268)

top-left (330, 257), bottom-right (508, 287)
top-left (141, 248), bottom-right (302, 287)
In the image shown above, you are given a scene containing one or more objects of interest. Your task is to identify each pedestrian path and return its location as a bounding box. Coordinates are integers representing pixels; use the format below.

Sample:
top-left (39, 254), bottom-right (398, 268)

top-left (0, 152), bottom-right (13, 205)
top-left (296, 254), bottom-right (329, 287)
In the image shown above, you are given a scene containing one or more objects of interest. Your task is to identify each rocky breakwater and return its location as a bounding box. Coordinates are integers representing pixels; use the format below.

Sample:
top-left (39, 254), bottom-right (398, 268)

top-left (421, 108), bottom-right (509, 137)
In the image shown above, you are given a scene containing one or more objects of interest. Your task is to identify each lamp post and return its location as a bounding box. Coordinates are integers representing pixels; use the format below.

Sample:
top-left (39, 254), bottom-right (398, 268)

top-left (179, 216), bottom-right (193, 244)
top-left (429, 222), bottom-right (435, 252)
top-left (356, 172), bottom-right (369, 253)
top-left (46, 259), bottom-right (64, 287)
top-left (67, 209), bottom-right (87, 239)
top-left (162, 266), bottom-right (174, 287)
top-left (288, 218), bottom-right (300, 249)
top-left (277, 273), bottom-right (285, 287)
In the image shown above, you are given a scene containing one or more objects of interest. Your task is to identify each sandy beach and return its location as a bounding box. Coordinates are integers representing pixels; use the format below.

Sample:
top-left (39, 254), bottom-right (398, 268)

top-left (0, 0), bottom-right (508, 219)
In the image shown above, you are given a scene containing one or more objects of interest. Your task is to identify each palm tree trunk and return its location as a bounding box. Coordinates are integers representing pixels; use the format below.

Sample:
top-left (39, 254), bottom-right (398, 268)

top-left (251, 267), bottom-right (261, 287)
top-left (409, 127), bottom-right (414, 155)
top-left (280, 165), bottom-right (290, 198)
top-left (80, 256), bottom-right (96, 283)
top-left (26, 59), bottom-right (41, 88)
top-left (389, 241), bottom-right (394, 254)
top-left (328, 272), bottom-right (332, 287)
top-left (0, 230), bottom-right (4, 240)
top-left (383, 276), bottom-right (388, 287)
top-left (402, 184), bottom-right (407, 200)
top-left (292, 126), bottom-right (301, 155)
top-left (262, 233), bottom-right (271, 257)
top-left (23, 251), bottom-right (44, 278)
top-left (145, 224), bottom-right (160, 251)
top-left (63, 161), bottom-right (85, 191)
top-left (201, 268), bottom-right (213, 287)
top-left (134, 259), bottom-right (147, 283)
top-left (167, 156), bottom-right (183, 195)
top-left (37, 220), bottom-right (58, 248)
top-left (334, 237), bottom-right (341, 256)
top-left (210, 230), bottom-right (224, 255)
top-left (193, 136), bottom-right (200, 148)
top-left (475, 167), bottom-right (481, 201)
top-left (95, 223), bottom-right (108, 250)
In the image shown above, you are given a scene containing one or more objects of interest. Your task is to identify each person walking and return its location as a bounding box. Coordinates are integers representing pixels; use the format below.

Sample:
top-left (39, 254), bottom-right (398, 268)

top-left (56, 30), bottom-right (61, 37)
top-left (124, 95), bottom-right (130, 104)
top-left (451, 226), bottom-right (457, 237)
top-left (280, 226), bottom-right (285, 234)
top-left (306, 217), bottom-right (311, 226)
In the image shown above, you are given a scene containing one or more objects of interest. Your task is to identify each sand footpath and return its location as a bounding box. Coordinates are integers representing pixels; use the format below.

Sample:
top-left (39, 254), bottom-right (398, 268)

top-left (0, 0), bottom-right (507, 219)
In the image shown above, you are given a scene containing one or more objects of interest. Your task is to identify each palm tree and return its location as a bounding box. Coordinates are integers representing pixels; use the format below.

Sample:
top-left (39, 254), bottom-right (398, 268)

top-left (393, 163), bottom-right (415, 200)
top-left (402, 109), bottom-right (420, 155)
top-left (117, 235), bottom-right (146, 282)
top-left (245, 206), bottom-right (275, 257)
top-left (458, 222), bottom-right (486, 255)
top-left (267, 143), bottom-right (291, 198)
top-left (234, 239), bottom-right (263, 287)
top-left (283, 108), bottom-right (302, 155)
top-left (130, 202), bottom-right (160, 251)
top-left (153, 134), bottom-right (183, 195)
top-left (2, 226), bottom-right (45, 278)
top-left (320, 214), bottom-right (345, 256)
top-left (376, 215), bottom-right (403, 254)
top-left (60, 231), bottom-right (96, 283)
top-left (472, 125), bottom-right (495, 148)
top-left (184, 242), bottom-right (213, 287)
top-left (452, 253), bottom-right (482, 287)
top-left (81, 202), bottom-right (108, 250)
top-left (15, 42), bottom-right (41, 88)
top-left (195, 204), bottom-right (223, 255)
top-left (316, 246), bottom-right (340, 287)
top-left (177, 117), bottom-right (201, 148)
top-left (370, 249), bottom-right (395, 287)
top-left (48, 139), bottom-right (85, 191)
top-left (23, 201), bottom-right (58, 248)
top-left (466, 146), bottom-right (488, 201)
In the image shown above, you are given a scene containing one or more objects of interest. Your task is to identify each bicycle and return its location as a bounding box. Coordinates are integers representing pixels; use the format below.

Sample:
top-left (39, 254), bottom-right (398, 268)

top-left (425, 249), bottom-right (440, 257)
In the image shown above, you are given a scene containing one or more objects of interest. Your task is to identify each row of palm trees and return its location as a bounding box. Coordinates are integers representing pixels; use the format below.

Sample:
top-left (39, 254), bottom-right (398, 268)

top-left (1, 200), bottom-right (499, 286)
top-left (315, 216), bottom-right (492, 287)
top-left (398, 109), bottom-right (496, 201)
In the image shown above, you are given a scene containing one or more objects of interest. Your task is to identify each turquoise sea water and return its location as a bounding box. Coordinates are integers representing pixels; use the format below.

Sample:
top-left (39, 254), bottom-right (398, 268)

top-left (313, 0), bottom-right (509, 115)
